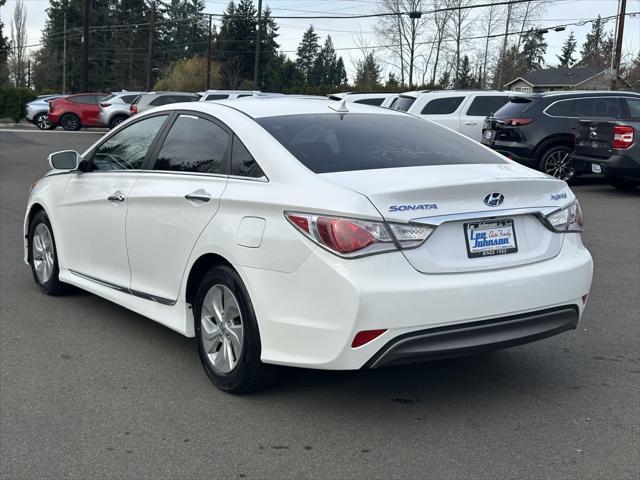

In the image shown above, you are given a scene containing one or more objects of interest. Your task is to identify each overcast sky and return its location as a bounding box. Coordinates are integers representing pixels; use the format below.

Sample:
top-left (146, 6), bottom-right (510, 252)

top-left (2, 0), bottom-right (639, 82)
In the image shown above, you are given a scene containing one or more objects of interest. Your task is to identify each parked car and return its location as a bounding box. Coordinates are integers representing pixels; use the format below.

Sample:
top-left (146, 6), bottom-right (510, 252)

top-left (24, 98), bottom-right (592, 393)
top-left (197, 90), bottom-right (282, 101)
top-left (569, 114), bottom-right (639, 191)
top-left (26, 94), bottom-right (64, 130)
top-left (47, 93), bottom-right (108, 131)
top-left (98, 91), bottom-right (145, 129)
top-left (380, 94), bottom-right (399, 108)
top-left (328, 92), bottom-right (399, 106)
top-left (390, 90), bottom-right (510, 141)
top-left (482, 91), bottom-right (640, 181)
top-left (130, 91), bottom-right (199, 115)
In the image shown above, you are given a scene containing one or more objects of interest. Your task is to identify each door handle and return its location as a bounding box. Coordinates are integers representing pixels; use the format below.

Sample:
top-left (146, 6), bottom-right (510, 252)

top-left (463, 121), bottom-right (477, 125)
top-left (185, 191), bottom-right (211, 203)
top-left (107, 193), bottom-right (125, 202)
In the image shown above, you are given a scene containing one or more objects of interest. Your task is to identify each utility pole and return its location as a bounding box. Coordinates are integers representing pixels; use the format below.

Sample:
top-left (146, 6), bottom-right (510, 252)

top-left (253, 0), bottom-right (263, 91)
top-left (206, 14), bottom-right (212, 90)
top-left (496, 1), bottom-right (512, 90)
top-left (62, 10), bottom-right (67, 93)
top-left (146, 1), bottom-right (156, 91)
top-left (611, 0), bottom-right (627, 90)
top-left (83, 0), bottom-right (90, 92)
top-left (27, 60), bottom-right (31, 89)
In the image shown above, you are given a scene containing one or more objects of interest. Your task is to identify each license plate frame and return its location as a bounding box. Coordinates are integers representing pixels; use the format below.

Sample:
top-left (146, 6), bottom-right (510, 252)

top-left (464, 219), bottom-right (518, 258)
top-left (591, 163), bottom-right (602, 174)
top-left (483, 130), bottom-right (495, 142)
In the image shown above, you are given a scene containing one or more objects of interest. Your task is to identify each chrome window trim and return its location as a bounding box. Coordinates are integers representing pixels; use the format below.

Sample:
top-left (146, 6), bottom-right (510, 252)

top-left (63, 169), bottom-right (269, 182)
top-left (411, 206), bottom-right (560, 228)
top-left (543, 96), bottom-right (626, 119)
top-left (70, 269), bottom-right (176, 306)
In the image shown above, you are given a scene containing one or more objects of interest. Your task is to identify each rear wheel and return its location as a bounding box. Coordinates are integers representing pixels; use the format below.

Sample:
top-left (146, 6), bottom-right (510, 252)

top-left (34, 112), bottom-right (55, 130)
top-left (109, 115), bottom-right (127, 129)
top-left (194, 265), bottom-right (276, 393)
top-left (28, 210), bottom-right (71, 295)
top-left (539, 145), bottom-right (576, 183)
top-left (60, 113), bottom-right (81, 131)
top-left (609, 177), bottom-right (640, 191)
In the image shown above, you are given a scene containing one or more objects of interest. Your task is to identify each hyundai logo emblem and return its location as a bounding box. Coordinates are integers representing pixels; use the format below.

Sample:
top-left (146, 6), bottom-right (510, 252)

top-left (484, 192), bottom-right (504, 207)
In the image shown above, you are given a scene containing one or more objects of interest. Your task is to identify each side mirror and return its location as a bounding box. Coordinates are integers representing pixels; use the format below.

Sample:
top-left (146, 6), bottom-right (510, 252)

top-left (48, 150), bottom-right (80, 170)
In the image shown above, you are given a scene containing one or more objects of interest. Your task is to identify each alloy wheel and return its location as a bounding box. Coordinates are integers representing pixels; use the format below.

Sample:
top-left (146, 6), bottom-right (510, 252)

top-left (62, 115), bottom-right (79, 131)
top-left (543, 150), bottom-right (575, 182)
top-left (200, 284), bottom-right (244, 374)
top-left (35, 114), bottom-right (51, 130)
top-left (32, 223), bottom-right (55, 284)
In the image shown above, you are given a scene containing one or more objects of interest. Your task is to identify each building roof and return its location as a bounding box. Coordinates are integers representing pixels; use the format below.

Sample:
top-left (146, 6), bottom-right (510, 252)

top-left (505, 67), bottom-right (605, 87)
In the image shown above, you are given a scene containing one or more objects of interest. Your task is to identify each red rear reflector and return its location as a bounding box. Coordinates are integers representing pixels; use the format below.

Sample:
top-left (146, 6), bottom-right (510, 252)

top-left (613, 125), bottom-right (634, 149)
top-left (352, 329), bottom-right (387, 348)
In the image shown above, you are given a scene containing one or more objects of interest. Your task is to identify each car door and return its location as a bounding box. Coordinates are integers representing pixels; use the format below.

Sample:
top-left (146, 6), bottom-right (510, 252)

top-left (459, 95), bottom-right (509, 140)
top-left (75, 95), bottom-right (103, 127)
top-left (419, 96), bottom-right (466, 132)
top-left (125, 112), bottom-right (230, 303)
top-left (58, 114), bottom-right (170, 288)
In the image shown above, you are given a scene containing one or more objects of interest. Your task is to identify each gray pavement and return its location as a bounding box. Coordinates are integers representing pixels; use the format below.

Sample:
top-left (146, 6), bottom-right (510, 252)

top-left (1, 129), bottom-right (639, 480)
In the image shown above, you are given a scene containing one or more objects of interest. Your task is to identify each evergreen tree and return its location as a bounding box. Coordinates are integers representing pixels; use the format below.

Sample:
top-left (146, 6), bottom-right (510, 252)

top-left (456, 55), bottom-right (474, 88)
top-left (310, 36), bottom-right (345, 87)
top-left (557, 31), bottom-right (577, 67)
top-left (438, 70), bottom-right (451, 89)
top-left (578, 16), bottom-right (611, 69)
top-left (521, 29), bottom-right (547, 72)
top-left (355, 52), bottom-right (381, 91)
top-left (262, 52), bottom-right (303, 91)
top-left (0, 0), bottom-right (11, 86)
top-left (385, 72), bottom-right (399, 89)
top-left (296, 26), bottom-right (319, 85)
top-left (256, 6), bottom-right (280, 89)
top-left (491, 45), bottom-right (526, 88)
top-left (158, 1), bottom-right (208, 63)
top-left (215, 0), bottom-right (257, 88)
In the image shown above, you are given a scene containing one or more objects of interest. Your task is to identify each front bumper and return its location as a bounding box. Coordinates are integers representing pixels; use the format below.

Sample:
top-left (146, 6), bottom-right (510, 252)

top-left (241, 233), bottom-right (593, 370)
top-left (570, 152), bottom-right (640, 180)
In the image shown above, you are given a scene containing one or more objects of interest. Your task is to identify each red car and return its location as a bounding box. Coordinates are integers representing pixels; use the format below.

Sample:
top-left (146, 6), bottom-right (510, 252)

top-left (47, 93), bottom-right (107, 131)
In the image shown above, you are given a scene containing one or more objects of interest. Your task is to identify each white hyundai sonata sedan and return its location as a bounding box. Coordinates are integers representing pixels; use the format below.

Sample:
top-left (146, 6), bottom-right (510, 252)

top-left (24, 98), bottom-right (593, 393)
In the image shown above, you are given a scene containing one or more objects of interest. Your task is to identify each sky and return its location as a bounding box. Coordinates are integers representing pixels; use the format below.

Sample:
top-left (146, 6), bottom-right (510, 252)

top-left (1, 0), bottom-right (639, 82)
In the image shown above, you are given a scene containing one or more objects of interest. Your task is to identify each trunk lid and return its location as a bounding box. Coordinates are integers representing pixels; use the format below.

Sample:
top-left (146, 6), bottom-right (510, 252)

top-left (574, 119), bottom-right (615, 158)
top-left (320, 164), bottom-right (570, 273)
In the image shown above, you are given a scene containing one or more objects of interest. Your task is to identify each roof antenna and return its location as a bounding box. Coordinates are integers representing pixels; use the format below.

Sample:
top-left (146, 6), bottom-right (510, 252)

top-left (329, 98), bottom-right (349, 113)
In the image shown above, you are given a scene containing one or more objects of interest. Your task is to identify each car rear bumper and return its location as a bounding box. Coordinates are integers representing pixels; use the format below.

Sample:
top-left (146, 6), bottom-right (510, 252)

top-left (364, 305), bottom-right (578, 368)
top-left (241, 233), bottom-right (593, 370)
top-left (570, 152), bottom-right (640, 180)
top-left (481, 141), bottom-right (537, 167)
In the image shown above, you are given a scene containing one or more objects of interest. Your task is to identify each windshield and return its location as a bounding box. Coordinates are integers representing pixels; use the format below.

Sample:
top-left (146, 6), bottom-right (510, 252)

top-left (257, 113), bottom-right (505, 174)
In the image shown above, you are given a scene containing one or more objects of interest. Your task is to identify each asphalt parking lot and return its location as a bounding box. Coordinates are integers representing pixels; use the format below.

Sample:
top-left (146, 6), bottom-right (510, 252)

top-left (1, 128), bottom-right (639, 480)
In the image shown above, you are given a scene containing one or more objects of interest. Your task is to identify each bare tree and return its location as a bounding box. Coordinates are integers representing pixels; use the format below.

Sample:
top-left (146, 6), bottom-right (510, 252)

top-left (480, 0), bottom-right (504, 88)
top-left (513, 1), bottom-right (546, 52)
top-left (9, 0), bottom-right (27, 87)
top-left (430, 0), bottom-right (453, 87)
top-left (375, 0), bottom-right (429, 87)
top-left (446, 0), bottom-right (474, 89)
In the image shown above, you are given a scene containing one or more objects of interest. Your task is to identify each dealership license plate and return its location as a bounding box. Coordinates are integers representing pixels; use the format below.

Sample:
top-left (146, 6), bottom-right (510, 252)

top-left (464, 219), bottom-right (518, 258)
top-left (591, 163), bottom-right (602, 174)
top-left (484, 130), bottom-right (494, 142)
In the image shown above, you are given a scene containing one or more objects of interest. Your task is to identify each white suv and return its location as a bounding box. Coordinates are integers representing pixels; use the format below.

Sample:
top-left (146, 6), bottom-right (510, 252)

top-left (392, 90), bottom-right (510, 141)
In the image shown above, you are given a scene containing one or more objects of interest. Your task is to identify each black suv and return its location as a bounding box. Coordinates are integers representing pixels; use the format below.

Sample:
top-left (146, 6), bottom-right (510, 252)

top-left (482, 91), bottom-right (640, 182)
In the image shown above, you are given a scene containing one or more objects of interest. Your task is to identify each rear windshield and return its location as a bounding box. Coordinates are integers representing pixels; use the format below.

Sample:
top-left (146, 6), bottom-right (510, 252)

top-left (256, 113), bottom-right (505, 173)
top-left (493, 97), bottom-right (538, 117)
top-left (391, 96), bottom-right (416, 112)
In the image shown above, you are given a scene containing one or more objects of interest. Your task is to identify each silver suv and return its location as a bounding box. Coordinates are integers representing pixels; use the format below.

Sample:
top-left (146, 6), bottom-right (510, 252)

top-left (130, 91), bottom-right (199, 115)
top-left (98, 91), bottom-right (145, 129)
top-left (197, 90), bottom-right (282, 101)
top-left (26, 94), bottom-right (63, 130)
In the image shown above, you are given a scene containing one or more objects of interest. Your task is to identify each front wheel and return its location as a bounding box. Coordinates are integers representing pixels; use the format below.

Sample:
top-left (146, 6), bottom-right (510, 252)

top-left (28, 210), bottom-right (71, 295)
top-left (539, 145), bottom-right (576, 183)
top-left (60, 113), bottom-right (81, 131)
top-left (194, 265), bottom-right (276, 393)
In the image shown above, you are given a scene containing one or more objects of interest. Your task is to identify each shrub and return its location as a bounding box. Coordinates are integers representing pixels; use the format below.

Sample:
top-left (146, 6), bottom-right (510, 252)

top-left (0, 87), bottom-right (36, 121)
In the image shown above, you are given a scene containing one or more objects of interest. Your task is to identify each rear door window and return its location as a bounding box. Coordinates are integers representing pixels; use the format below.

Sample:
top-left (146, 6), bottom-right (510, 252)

top-left (153, 114), bottom-right (229, 174)
top-left (354, 98), bottom-right (385, 106)
top-left (571, 97), bottom-right (621, 118)
top-left (205, 94), bottom-right (229, 100)
top-left (545, 99), bottom-right (574, 117)
top-left (623, 98), bottom-right (640, 118)
top-left (231, 135), bottom-right (265, 178)
top-left (257, 113), bottom-right (505, 174)
top-left (466, 96), bottom-right (509, 116)
top-left (421, 97), bottom-right (464, 115)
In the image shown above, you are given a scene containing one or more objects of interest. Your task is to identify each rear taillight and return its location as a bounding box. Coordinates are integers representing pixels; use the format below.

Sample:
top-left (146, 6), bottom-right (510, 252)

top-left (285, 212), bottom-right (434, 258)
top-left (501, 118), bottom-right (534, 126)
top-left (613, 125), bottom-right (634, 149)
top-left (130, 104), bottom-right (137, 115)
top-left (544, 200), bottom-right (583, 233)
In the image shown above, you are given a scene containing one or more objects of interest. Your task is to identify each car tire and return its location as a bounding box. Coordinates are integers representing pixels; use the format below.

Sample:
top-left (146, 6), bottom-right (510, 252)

top-left (194, 264), bottom-right (276, 394)
top-left (60, 113), bottom-right (81, 131)
top-left (34, 112), bottom-right (54, 130)
top-left (539, 145), bottom-right (577, 183)
top-left (109, 116), bottom-right (127, 129)
top-left (609, 177), bottom-right (640, 191)
top-left (28, 210), bottom-right (71, 295)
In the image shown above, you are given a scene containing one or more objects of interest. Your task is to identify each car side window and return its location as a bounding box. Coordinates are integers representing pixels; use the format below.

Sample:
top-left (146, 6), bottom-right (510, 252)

top-left (466, 96), bottom-right (509, 116)
top-left (154, 114), bottom-right (229, 174)
top-left (231, 135), bottom-right (265, 178)
top-left (92, 115), bottom-right (168, 171)
top-left (205, 94), bottom-right (229, 100)
top-left (572, 98), bottom-right (621, 118)
top-left (421, 97), bottom-right (465, 115)
top-left (121, 95), bottom-right (137, 104)
top-left (624, 98), bottom-right (640, 118)
top-left (354, 98), bottom-right (384, 106)
top-left (545, 99), bottom-right (573, 117)
top-left (70, 95), bottom-right (92, 104)
top-left (150, 96), bottom-right (169, 106)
